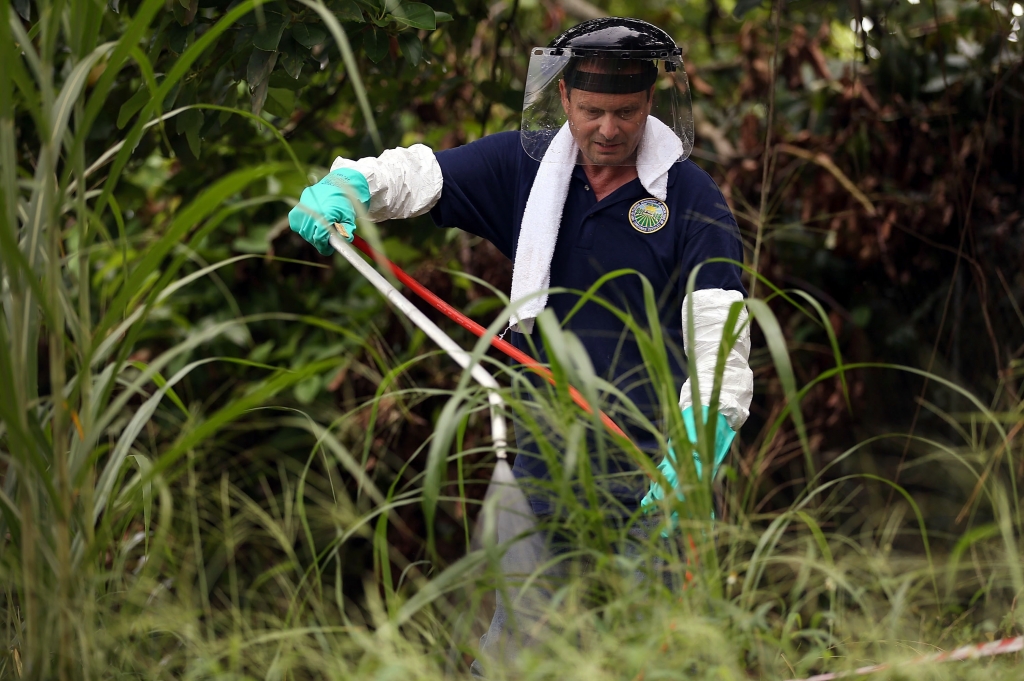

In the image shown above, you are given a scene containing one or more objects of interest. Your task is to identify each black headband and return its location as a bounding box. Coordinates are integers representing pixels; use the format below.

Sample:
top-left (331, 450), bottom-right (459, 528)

top-left (564, 63), bottom-right (658, 94)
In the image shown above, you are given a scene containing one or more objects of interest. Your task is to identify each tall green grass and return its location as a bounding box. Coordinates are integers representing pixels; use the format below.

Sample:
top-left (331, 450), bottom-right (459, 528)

top-left (1, 1), bottom-right (1022, 679)
top-left (0, 0), bottom-right (325, 676)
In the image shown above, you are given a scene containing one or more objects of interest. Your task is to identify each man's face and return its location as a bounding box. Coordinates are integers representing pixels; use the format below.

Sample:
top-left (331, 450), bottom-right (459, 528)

top-left (559, 78), bottom-right (653, 166)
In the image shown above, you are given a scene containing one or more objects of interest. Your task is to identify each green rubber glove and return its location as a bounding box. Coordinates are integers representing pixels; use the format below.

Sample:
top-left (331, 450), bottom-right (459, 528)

top-left (641, 406), bottom-right (735, 524)
top-left (288, 168), bottom-right (371, 256)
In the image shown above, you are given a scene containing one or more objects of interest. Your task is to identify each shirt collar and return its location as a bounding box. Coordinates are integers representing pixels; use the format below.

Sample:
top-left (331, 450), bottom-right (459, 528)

top-left (570, 164), bottom-right (653, 208)
top-left (571, 162), bottom-right (679, 191)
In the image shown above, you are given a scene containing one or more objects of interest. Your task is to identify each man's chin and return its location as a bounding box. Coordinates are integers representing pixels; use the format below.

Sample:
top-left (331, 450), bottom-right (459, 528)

top-left (580, 141), bottom-right (639, 166)
top-left (583, 147), bottom-right (629, 166)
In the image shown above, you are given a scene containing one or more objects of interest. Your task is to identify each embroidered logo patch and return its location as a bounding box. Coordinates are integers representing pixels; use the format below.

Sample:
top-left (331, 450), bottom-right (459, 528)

top-left (628, 198), bottom-right (669, 234)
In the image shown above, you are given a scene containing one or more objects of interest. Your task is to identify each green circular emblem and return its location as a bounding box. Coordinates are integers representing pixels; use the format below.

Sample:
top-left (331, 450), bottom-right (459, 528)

top-left (628, 198), bottom-right (669, 234)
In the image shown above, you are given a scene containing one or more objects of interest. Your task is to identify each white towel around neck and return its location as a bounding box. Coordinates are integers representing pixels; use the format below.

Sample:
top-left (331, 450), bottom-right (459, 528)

top-left (509, 117), bottom-right (684, 334)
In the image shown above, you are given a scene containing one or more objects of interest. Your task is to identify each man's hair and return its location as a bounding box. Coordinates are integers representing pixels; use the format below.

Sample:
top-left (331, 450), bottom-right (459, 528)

top-left (562, 57), bottom-right (658, 97)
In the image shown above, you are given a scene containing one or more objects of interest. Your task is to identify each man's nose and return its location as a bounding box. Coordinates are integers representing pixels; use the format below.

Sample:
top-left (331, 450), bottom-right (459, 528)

top-left (598, 114), bottom-right (619, 140)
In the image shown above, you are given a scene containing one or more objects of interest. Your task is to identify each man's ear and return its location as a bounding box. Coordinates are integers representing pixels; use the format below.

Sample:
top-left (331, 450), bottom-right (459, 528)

top-left (559, 79), bottom-right (570, 113)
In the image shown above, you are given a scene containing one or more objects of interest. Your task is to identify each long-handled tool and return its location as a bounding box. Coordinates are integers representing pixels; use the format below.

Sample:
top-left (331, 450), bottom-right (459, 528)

top-left (330, 231), bottom-right (508, 457)
top-left (329, 231), bottom-right (534, 551)
top-left (349, 234), bottom-right (638, 453)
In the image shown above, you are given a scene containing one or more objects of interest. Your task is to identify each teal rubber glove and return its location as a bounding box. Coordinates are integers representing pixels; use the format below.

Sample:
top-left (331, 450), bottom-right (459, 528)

top-left (288, 168), bottom-right (371, 256)
top-left (641, 406), bottom-right (735, 524)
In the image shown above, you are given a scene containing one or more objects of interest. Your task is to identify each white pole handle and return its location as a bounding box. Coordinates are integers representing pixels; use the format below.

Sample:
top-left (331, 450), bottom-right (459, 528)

top-left (329, 233), bottom-right (508, 459)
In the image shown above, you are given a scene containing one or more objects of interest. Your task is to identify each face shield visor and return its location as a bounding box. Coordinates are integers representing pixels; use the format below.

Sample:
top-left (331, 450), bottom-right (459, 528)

top-left (521, 48), bottom-right (694, 167)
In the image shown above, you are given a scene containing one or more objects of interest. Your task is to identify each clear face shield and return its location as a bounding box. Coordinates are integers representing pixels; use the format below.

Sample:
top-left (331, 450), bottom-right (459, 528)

top-left (521, 48), bottom-right (694, 167)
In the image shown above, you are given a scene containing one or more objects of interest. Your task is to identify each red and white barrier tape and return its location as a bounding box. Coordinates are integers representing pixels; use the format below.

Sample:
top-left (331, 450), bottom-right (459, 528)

top-left (788, 635), bottom-right (1022, 681)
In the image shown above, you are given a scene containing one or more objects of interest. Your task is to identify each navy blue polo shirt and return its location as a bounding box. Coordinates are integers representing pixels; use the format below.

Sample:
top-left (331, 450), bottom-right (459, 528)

top-left (430, 131), bottom-right (744, 515)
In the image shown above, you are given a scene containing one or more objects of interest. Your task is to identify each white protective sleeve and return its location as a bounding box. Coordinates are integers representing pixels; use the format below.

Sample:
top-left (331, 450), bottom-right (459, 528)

top-left (678, 288), bottom-right (753, 431)
top-left (330, 144), bottom-right (443, 223)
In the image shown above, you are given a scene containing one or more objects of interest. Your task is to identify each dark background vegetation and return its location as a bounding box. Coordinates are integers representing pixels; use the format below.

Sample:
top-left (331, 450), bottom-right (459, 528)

top-left (9, 0), bottom-right (1024, 611)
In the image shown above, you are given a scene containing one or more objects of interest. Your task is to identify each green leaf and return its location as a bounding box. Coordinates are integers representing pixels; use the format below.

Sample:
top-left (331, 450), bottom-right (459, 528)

top-left (126, 454), bottom-right (154, 556)
top-left (247, 8), bottom-right (286, 24)
top-left (249, 50), bottom-right (279, 115)
top-left (390, 1), bottom-right (435, 30)
top-left (176, 78), bottom-right (198, 108)
top-left (167, 24), bottom-right (190, 54)
top-left (332, 0), bottom-right (366, 22)
top-left (291, 22), bottom-right (327, 48)
top-left (263, 87), bottom-right (296, 118)
top-left (233, 225), bottom-right (272, 253)
top-left (247, 48), bottom-right (275, 88)
top-left (249, 341), bottom-right (275, 363)
top-left (294, 375), bottom-right (323, 404)
top-left (177, 109), bottom-right (204, 158)
top-left (278, 48), bottom-right (304, 80)
top-left (175, 107), bottom-right (202, 136)
top-left (186, 124), bottom-right (201, 157)
top-left (254, 18), bottom-right (289, 51)
top-left (127, 362), bottom-right (190, 417)
top-left (434, 10), bottom-right (453, 23)
top-left (117, 89), bottom-right (150, 129)
top-left (270, 68), bottom-right (309, 89)
top-left (381, 236), bottom-right (422, 264)
top-left (397, 32), bottom-right (423, 66)
top-left (172, 0), bottom-right (198, 25)
top-left (463, 296), bottom-right (504, 317)
top-left (363, 26), bottom-right (389, 63)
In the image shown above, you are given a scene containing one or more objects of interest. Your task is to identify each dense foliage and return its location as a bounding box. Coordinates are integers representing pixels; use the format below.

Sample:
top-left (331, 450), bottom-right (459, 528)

top-left (1, 0), bottom-right (1022, 678)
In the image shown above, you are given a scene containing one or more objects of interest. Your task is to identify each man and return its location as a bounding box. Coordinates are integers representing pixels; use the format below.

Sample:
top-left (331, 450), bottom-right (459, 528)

top-left (289, 17), bottom-right (753, 673)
